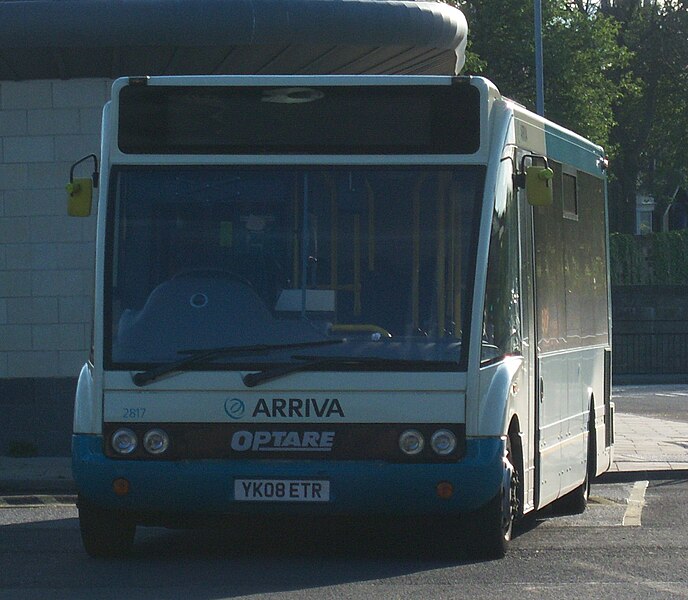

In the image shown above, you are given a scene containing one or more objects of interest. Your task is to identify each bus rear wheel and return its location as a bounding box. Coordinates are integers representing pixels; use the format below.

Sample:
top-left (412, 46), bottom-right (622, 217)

top-left (78, 497), bottom-right (136, 558)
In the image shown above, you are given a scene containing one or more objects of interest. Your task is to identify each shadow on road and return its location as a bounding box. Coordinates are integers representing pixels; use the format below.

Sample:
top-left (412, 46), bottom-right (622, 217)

top-left (1, 514), bottom-right (512, 600)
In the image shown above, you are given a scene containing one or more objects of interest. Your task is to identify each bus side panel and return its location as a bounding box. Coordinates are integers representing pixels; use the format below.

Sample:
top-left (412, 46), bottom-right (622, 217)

top-left (537, 353), bottom-right (565, 506)
top-left (538, 347), bottom-right (608, 504)
top-left (559, 347), bottom-right (607, 496)
top-left (532, 131), bottom-right (611, 508)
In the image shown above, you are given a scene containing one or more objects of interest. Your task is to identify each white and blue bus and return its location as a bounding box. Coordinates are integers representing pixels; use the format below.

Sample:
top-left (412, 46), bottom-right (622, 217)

top-left (68, 73), bottom-right (613, 558)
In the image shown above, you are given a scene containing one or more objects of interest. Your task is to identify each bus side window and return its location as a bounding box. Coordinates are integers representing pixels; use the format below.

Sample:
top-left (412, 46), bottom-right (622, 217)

top-left (482, 157), bottom-right (521, 363)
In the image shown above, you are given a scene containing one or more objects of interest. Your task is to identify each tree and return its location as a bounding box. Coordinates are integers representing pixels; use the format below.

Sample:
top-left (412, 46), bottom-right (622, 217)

top-left (445, 0), bottom-right (688, 233)
top-left (602, 0), bottom-right (688, 232)
top-left (451, 0), bottom-right (627, 149)
top-left (453, 0), bottom-right (539, 105)
top-left (541, 2), bottom-right (626, 147)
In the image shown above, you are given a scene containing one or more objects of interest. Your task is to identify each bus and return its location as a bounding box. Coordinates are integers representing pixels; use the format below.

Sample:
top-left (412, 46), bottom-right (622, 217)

top-left (68, 74), bottom-right (613, 559)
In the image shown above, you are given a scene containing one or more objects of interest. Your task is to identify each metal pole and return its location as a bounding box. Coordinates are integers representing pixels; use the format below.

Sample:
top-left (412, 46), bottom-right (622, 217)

top-left (534, 0), bottom-right (545, 116)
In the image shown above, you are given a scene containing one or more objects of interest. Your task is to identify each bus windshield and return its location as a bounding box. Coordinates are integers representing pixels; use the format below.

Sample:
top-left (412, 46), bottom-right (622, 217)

top-left (105, 166), bottom-right (484, 371)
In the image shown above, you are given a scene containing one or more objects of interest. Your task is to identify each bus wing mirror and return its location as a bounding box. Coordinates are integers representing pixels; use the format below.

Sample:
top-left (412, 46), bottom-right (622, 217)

top-left (525, 166), bottom-right (554, 207)
top-left (66, 178), bottom-right (93, 217)
top-left (67, 154), bottom-right (99, 217)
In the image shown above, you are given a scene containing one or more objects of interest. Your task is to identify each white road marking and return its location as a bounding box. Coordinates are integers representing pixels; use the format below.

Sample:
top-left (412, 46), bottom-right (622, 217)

top-left (622, 480), bottom-right (648, 526)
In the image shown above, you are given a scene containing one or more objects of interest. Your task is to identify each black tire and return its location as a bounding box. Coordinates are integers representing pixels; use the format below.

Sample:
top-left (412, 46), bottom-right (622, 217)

top-left (553, 466), bottom-right (590, 515)
top-left (466, 436), bottom-right (519, 560)
top-left (78, 498), bottom-right (136, 558)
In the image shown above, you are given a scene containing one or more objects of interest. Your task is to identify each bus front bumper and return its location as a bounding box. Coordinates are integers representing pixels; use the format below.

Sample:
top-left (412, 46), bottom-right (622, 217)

top-left (72, 434), bottom-right (505, 517)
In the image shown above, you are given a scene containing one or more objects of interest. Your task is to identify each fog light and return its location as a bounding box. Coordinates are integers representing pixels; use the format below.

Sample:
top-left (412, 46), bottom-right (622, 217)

top-left (113, 478), bottom-right (131, 496)
top-left (430, 429), bottom-right (457, 455)
top-left (111, 428), bottom-right (137, 455)
top-left (399, 429), bottom-right (424, 455)
top-left (143, 428), bottom-right (169, 455)
top-left (436, 481), bottom-right (454, 499)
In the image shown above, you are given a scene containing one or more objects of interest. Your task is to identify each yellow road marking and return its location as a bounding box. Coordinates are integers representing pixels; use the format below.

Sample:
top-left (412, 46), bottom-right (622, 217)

top-left (623, 480), bottom-right (648, 526)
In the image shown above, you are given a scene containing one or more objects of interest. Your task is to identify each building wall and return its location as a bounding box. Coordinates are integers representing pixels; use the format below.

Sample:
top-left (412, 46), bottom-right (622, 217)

top-left (0, 78), bottom-right (112, 455)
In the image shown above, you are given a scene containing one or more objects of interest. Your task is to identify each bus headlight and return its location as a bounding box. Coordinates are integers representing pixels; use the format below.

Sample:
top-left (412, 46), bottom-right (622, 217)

top-left (143, 428), bottom-right (170, 455)
top-left (430, 429), bottom-right (457, 456)
top-left (111, 428), bottom-right (138, 455)
top-left (399, 429), bottom-right (424, 455)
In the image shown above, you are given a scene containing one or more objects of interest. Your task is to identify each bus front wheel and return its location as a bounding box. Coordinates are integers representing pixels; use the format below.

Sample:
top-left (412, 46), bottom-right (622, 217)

top-left (466, 436), bottom-right (518, 559)
top-left (78, 497), bottom-right (136, 558)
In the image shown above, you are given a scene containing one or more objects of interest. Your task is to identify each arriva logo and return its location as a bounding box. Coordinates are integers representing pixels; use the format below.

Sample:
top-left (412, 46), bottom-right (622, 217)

top-left (253, 397), bottom-right (344, 418)
top-left (224, 398), bottom-right (246, 420)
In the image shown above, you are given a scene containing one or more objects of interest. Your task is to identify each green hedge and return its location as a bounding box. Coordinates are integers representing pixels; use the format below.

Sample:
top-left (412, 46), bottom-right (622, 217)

top-left (610, 231), bottom-right (688, 285)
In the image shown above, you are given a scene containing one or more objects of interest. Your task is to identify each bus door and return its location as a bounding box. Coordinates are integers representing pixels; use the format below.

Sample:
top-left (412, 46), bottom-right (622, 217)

top-left (529, 157), bottom-right (568, 508)
top-left (515, 157), bottom-right (538, 514)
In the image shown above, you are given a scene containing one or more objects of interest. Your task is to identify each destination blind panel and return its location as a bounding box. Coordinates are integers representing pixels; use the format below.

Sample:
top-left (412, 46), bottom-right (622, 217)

top-left (118, 84), bottom-right (480, 155)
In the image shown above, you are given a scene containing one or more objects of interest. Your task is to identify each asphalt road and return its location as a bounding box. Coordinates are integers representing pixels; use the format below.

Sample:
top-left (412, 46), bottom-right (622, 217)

top-left (613, 384), bottom-right (688, 423)
top-left (1, 477), bottom-right (688, 599)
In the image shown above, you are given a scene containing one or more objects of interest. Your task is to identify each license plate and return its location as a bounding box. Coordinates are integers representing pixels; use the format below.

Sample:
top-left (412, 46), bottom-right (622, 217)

top-left (234, 479), bottom-right (330, 502)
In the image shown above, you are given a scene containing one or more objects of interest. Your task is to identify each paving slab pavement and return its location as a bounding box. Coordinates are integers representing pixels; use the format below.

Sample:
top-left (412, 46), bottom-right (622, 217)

top-left (0, 456), bottom-right (74, 494)
top-left (600, 412), bottom-right (688, 482)
top-left (0, 412), bottom-right (687, 494)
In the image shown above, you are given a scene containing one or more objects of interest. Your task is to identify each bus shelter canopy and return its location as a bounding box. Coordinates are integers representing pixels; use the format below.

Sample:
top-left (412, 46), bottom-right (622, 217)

top-left (0, 0), bottom-right (468, 80)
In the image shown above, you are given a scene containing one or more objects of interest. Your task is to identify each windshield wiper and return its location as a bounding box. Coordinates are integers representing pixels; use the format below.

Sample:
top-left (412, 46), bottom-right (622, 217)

top-left (132, 339), bottom-right (343, 387)
top-left (242, 355), bottom-right (456, 388)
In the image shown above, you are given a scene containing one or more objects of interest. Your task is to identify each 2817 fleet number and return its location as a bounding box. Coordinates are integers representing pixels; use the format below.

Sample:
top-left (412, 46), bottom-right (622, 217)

top-left (122, 407), bottom-right (146, 419)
